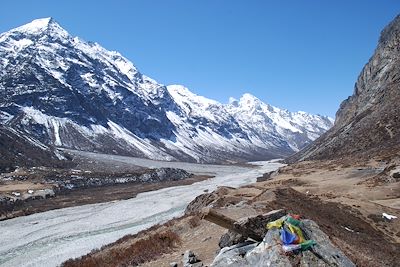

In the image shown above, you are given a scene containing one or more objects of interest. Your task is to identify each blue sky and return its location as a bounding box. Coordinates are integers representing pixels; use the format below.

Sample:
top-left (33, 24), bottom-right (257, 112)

top-left (1, 1), bottom-right (399, 117)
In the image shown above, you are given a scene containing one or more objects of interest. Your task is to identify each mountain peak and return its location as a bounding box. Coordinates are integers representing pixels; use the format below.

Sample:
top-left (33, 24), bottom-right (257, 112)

top-left (33, 17), bottom-right (55, 25)
top-left (10, 17), bottom-right (69, 39)
top-left (240, 93), bottom-right (258, 101)
top-left (238, 93), bottom-right (264, 109)
top-left (167, 84), bottom-right (218, 107)
top-left (17, 17), bottom-right (55, 31)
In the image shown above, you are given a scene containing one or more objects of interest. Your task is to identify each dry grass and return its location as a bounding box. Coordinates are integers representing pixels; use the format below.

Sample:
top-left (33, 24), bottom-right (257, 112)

top-left (62, 230), bottom-right (181, 267)
top-left (61, 216), bottom-right (187, 267)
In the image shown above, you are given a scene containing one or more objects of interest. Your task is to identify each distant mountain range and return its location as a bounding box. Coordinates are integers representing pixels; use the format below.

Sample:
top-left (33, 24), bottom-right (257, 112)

top-left (0, 18), bottom-right (333, 165)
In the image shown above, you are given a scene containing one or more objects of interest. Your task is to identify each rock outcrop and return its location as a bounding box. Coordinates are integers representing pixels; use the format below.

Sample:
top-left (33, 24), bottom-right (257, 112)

top-left (289, 14), bottom-right (400, 162)
top-left (211, 216), bottom-right (355, 267)
top-left (218, 209), bottom-right (287, 248)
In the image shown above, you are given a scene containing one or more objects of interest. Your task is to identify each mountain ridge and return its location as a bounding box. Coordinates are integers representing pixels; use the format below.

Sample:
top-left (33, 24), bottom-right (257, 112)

top-left (0, 18), bottom-right (333, 164)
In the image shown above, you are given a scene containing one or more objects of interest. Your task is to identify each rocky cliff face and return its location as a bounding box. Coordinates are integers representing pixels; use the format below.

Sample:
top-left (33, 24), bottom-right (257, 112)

top-left (289, 15), bottom-right (400, 162)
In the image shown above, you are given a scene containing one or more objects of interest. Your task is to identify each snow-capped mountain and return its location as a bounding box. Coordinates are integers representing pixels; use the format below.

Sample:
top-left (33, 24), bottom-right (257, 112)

top-left (166, 85), bottom-right (333, 162)
top-left (0, 18), bottom-right (333, 163)
top-left (226, 93), bottom-right (334, 150)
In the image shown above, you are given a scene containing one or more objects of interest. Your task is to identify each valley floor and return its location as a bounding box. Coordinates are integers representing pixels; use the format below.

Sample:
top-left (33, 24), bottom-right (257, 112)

top-left (0, 149), bottom-right (207, 221)
top-left (0, 174), bottom-right (210, 220)
top-left (0, 154), bottom-right (282, 267)
top-left (66, 159), bottom-right (400, 267)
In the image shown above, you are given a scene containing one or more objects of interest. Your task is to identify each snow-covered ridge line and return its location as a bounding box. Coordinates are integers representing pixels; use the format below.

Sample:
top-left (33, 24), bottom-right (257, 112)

top-left (167, 84), bottom-right (333, 151)
top-left (0, 18), bottom-right (333, 163)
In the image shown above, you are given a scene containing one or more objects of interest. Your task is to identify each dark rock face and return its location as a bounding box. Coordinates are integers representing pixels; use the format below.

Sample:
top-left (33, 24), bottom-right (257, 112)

top-left (219, 231), bottom-right (247, 248)
top-left (289, 15), bottom-right (400, 162)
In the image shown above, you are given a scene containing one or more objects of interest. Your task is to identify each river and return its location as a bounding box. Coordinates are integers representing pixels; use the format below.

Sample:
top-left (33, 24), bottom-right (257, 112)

top-left (0, 152), bottom-right (283, 267)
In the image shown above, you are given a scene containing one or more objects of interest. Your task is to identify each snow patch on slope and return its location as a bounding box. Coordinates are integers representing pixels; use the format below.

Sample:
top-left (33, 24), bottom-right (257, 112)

top-left (20, 107), bottom-right (174, 161)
